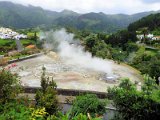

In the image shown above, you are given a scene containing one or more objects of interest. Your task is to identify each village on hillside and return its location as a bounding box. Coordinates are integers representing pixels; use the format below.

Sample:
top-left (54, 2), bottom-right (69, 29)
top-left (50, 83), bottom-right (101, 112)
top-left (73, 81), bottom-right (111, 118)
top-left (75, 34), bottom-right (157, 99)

top-left (0, 27), bottom-right (27, 40)
top-left (0, 27), bottom-right (39, 66)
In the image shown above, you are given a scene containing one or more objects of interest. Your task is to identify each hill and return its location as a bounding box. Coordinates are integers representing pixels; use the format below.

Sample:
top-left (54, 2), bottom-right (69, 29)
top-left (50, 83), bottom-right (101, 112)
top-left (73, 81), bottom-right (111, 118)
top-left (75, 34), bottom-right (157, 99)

top-left (128, 13), bottom-right (160, 31)
top-left (55, 12), bottom-right (160, 33)
top-left (0, 1), bottom-right (160, 33)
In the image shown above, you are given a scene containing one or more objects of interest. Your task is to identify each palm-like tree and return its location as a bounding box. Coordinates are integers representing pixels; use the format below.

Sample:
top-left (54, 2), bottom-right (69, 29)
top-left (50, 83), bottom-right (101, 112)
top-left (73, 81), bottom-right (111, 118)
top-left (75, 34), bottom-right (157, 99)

top-left (141, 27), bottom-right (148, 43)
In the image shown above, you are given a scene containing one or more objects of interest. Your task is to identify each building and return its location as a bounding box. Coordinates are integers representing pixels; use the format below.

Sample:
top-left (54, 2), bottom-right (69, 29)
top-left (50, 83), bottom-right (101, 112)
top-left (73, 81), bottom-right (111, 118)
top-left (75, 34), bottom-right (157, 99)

top-left (152, 36), bottom-right (160, 41)
top-left (147, 34), bottom-right (154, 39)
top-left (137, 34), bottom-right (157, 41)
top-left (0, 27), bottom-right (27, 39)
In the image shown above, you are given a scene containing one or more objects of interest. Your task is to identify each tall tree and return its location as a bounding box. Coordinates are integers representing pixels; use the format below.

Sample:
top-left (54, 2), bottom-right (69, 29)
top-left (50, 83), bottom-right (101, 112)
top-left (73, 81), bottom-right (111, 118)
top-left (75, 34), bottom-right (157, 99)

top-left (35, 67), bottom-right (58, 115)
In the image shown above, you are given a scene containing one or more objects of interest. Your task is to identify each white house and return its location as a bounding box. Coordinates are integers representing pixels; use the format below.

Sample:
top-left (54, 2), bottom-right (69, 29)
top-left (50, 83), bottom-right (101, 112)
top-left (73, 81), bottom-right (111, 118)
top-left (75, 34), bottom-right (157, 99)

top-left (137, 35), bottom-right (144, 40)
top-left (152, 36), bottom-right (160, 41)
top-left (0, 27), bottom-right (27, 40)
top-left (137, 34), bottom-right (154, 41)
top-left (147, 34), bottom-right (154, 39)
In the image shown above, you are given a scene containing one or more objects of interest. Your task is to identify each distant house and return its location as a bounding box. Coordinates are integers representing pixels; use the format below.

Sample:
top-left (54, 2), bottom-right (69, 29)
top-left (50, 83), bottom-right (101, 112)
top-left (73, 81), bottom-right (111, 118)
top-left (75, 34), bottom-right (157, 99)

top-left (137, 33), bottom-right (154, 41)
top-left (137, 35), bottom-right (144, 40)
top-left (152, 36), bottom-right (160, 41)
top-left (147, 34), bottom-right (154, 39)
top-left (13, 34), bottom-right (27, 39)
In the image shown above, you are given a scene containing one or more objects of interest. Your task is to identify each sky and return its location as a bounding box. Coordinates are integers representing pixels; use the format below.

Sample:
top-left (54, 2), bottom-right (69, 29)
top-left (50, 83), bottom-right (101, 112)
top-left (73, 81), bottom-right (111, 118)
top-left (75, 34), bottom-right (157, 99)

top-left (1, 0), bottom-right (160, 14)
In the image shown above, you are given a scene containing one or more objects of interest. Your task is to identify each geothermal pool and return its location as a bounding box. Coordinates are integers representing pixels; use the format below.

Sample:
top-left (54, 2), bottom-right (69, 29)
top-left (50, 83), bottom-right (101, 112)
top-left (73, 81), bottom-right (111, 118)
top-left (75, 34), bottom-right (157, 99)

top-left (8, 52), bottom-right (142, 92)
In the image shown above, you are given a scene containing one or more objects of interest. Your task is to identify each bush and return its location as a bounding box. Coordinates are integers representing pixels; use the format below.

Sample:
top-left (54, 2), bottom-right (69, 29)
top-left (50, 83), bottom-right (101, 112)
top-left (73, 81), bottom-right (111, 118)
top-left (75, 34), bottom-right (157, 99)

top-left (0, 99), bottom-right (48, 120)
top-left (108, 77), bottom-right (160, 120)
top-left (0, 69), bottom-right (21, 103)
top-left (35, 67), bottom-right (58, 115)
top-left (125, 42), bottom-right (139, 53)
top-left (70, 94), bottom-right (106, 118)
top-left (47, 112), bottom-right (102, 120)
top-left (0, 101), bottom-right (31, 120)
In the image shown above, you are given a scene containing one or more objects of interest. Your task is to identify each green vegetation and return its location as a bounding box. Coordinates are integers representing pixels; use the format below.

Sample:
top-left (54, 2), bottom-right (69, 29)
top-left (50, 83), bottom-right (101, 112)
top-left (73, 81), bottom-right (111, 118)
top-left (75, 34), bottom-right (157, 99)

top-left (20, 39), bottom-right (35, 46)
top-left (0, 2), bottom-right (160, 119)
top-left (0, 39), bottom-right (14, 45)
top-left (152, 28), bottom-right (160, 35)
top-left (48, 113), bottom-right (102, 120)
top-left (0, 1), bottom-right (157, 33)
top-left (108, 77), bottom-right (160, 120)
top-left (0, 100), bottom-right (36, 120)
top-left (70, 94), bottom-right (106, 118)
top-left (128, 13), bottom-right (160, 48)
top-left (0, 38), bottom-right (36, 55)
top-left (128, 13), bottom-right (160, 32)
top-left (0, 29), bottom-right (40, 61)
top-left (0, 68), bottom-right (103, 120)
top-left (35, 67), bottom-right (59, 115)
top-left (0, 39), bottom-right (16, 54)
top-left (131, 47), bottom-right (160, 81)
top-left (69, 12), bottom-right (160, 81)
top-left (0, 69), bottom-right (21, 103)
top-left (1, 68), bottom-right (160, 120)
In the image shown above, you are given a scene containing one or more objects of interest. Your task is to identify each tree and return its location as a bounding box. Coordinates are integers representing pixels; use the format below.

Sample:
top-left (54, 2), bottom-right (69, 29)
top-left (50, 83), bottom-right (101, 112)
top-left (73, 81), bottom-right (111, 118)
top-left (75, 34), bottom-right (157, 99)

top-left (85, 34), bottom-right (98, 53)
top-left (34, 32), bottom-right (37, 43)
top-left (106, 30), bottom-right (137, 47)
top-left (128, 13), bottom-right (160, 32)
top-left (0, 69), bottom-right (21, 103)
top-left (92, 40), bottom-right (112, 59)
top-left (70, 94), bottom-right (106, 118)
top-left (149, 55), bottom-right (160, 83)
top-left (125, 41), bottom-right (139, 53)
top-left (36, 86), bottom-right (58, 115)
top-left (108, 77), bottom-right (160, 120)
top-left (35, 67), bottom-right (58, 115)
top-left (140, 27), bottom-right (148, 43)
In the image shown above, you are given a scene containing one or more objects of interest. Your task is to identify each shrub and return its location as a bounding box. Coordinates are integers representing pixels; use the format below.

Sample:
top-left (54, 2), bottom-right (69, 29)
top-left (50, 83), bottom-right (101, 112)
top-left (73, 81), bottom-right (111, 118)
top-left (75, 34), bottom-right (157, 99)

top-left (0, 69), bottom-right (21, 103)
top-left (70, 94), bottom-right (106, 118)
top-left (35, 67), bottom-right (58, 115)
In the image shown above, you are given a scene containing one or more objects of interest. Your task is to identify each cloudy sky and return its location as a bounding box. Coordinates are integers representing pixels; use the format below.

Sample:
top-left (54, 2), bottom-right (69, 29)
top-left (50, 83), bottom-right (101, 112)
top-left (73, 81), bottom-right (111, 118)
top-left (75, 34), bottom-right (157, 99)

top-left (1, 0), bottom-right (160, 14)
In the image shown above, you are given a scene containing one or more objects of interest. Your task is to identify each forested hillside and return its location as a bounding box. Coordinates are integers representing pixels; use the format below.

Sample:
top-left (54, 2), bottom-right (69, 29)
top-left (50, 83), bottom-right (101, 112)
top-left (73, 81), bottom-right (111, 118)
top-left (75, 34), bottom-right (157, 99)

top-left (128, 13), bottom-right (160, 31)
top-left (0, 1), bottom-right (159, 32)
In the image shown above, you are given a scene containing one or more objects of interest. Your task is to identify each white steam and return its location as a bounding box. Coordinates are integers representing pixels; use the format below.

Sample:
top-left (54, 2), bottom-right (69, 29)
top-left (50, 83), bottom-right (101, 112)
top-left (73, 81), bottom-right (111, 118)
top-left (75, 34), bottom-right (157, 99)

top-left (41, 28), bottom-right (113, 75)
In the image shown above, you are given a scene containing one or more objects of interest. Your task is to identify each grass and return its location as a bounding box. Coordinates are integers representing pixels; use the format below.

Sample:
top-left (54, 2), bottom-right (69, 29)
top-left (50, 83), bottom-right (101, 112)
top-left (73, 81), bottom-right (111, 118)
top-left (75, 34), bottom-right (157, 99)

top-left (27, 32), bottom-right (40, 38)
top-left (0, 39), bottom-right (35, 46)
top-left (0, 39), bottom-right (14, 46)
top-left (145, 48), bottom-right (158, 56)
top-left (145, 51), bottom-right (157, 56)
top-left (9, 54), bottom-right (29, 60)
top-left (21, 39), bottom-right (35, 46)
top-left (27, 32), bottom-right (35, 37)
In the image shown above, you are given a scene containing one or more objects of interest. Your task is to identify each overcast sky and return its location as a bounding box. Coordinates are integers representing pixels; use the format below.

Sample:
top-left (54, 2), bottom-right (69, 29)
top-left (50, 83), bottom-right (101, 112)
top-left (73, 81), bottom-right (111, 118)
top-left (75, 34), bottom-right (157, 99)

top-left (1, 0), bottom-right (160, 14)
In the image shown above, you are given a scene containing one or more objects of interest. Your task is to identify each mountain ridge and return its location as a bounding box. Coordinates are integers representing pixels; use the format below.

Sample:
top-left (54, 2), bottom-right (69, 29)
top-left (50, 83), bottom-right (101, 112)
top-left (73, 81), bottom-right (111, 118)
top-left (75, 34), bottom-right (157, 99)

top-left (0, 1), bottom-right (159, 32)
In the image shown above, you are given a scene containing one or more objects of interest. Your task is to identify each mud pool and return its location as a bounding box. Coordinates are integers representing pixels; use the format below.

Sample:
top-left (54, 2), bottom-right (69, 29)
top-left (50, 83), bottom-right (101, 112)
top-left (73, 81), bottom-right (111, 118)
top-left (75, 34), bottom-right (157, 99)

top-left (7, 52), bottom-right (142, 92)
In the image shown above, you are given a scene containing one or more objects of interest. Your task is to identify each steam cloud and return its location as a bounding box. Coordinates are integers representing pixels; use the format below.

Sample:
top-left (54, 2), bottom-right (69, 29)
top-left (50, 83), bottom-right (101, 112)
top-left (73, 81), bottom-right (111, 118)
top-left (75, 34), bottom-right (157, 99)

top-left (41, 28), bottom-right (113, 75)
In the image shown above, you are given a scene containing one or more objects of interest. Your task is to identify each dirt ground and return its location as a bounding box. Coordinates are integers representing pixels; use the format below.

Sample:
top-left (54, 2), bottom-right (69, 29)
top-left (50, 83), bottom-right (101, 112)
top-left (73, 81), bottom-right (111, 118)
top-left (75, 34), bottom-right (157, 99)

top-left (8, 52), bottom-right (143, 92)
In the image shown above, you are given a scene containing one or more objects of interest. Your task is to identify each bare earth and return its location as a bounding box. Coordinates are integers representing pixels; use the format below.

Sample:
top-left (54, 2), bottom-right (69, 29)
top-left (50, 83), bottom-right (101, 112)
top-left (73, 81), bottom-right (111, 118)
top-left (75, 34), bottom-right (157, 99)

top-left (8, 52), bottom-right (143, 92)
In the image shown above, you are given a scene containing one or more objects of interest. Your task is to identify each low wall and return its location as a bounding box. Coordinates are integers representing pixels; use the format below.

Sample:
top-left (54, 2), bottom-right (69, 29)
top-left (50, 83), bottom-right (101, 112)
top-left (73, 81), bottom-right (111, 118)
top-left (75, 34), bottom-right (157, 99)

top-left (8, 53), bottom-right (44, 64)
top-left (23, 87), bottom-right (108, 99)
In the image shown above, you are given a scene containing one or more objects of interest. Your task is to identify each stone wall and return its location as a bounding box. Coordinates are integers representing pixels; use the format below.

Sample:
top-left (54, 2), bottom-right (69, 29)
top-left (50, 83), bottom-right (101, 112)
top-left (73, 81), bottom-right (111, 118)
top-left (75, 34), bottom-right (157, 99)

top-left (8, 53), bottom-right (44, 64)
top-left (23, 86), bottom-right (107, 99)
